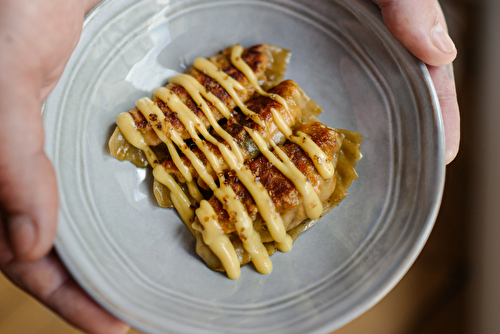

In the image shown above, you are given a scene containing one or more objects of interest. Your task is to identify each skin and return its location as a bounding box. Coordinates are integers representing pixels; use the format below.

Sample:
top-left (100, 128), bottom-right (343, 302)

top-left (0, 0), bottom-right (459, 333)
top-left (374, 0), bottom-right (460, 163)
top-left (0, 0), bottom-right (129, 333)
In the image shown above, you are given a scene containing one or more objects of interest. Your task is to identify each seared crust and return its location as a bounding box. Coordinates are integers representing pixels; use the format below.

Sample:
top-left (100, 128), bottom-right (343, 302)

top-left (160, 80), bottom-right (302, 182)
top-left (208, 122), bottom-right (343, 234)
top-left (225, 79), bottom-right (301, 144)
top-left (129, 44), bottom-right (273, 144)
top-left (110, 43), bottom-right (363, 277)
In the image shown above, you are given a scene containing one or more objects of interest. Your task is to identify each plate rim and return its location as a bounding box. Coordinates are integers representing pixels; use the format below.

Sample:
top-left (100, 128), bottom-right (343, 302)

top-left (48, 0), bottom-right (446, 332)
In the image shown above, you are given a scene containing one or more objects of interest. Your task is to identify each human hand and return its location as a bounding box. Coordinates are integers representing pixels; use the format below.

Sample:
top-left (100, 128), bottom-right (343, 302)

top-left (0, 0), bottom-right (458, 332)
top-left (373, 0), bottom-right (460, 164)
top-left (0, 0), bottom-right (128, 333)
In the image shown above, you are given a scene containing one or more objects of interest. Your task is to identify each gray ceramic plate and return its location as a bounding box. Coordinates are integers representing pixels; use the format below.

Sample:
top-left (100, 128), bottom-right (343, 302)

top-left (43, 0), bottom-right (445, 333)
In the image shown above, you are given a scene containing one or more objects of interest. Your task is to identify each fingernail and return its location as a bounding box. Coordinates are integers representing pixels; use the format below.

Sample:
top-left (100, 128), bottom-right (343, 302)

top-left (7, 215), bottom-right (35, 258)
top-left (431, 22), bottom-right (456, 54)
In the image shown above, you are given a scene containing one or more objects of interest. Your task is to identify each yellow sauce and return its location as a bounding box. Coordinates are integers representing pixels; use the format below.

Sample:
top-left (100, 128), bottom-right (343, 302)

top-left (116, 112), bottom-right (159, 167)
top-left (116, 112), bottom-right (196, 231)
top-left (135, 97), bottom-right (204, 202)
top-left (245, 127), bottom-right (322, 220)
top-left (195, 200), bottom-right (241, 280)
top-left (153, 87), bottom-right (288, 245)
top-left (230, 45), bottom-right (334, 179)
top-left (270, 108), bottom-right (334, 179)
top-left (193, 58), bottom-right (265, 127)
top-left (153, 165), bottom-right (194, 233)
top-left (169, 74), bottom-right (244, 163)
top-left (117, 46), bottom-right (334, 278)
top-left (153, 86), bottom-right (281, 270)
top-left (230, 45), bottom-right (292, 119)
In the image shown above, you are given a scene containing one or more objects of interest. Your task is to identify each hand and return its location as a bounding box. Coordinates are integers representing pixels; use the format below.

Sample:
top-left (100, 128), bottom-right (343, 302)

top-left (0, 0), bottom-right (128, 333)
top-left (374, 0), bottom-right (460, 164)
top-left (0, 0), bottom-right (458, 332)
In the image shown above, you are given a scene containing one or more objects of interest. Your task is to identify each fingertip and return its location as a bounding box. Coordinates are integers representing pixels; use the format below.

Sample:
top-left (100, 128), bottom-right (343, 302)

top-left (446, 146), bottom-right (459, 165)
top-left (444, 105), bottom-right (460, 165)
top-left (7, 214), bottom-right (36, 260)
top-left (377, 0), bottom-right (457, 67)
top-left (23, 155), bottom-right (59, 261)
top-left (114, 323), bottom-right (131, 334)
top-left (431, 21), bottom-right (457, 54)
top-left (97, 319), bottom-right (130, 334)
top-left (440, 85), bottom-right (460, 165)
top-left (2, 153), bottom-right (58, 262)
top-left (427, 22), bottom-right (457, 67)
top-left (6, 219), bottom-right (56, 263)
top-left (425, 63), bottom-right (460, 165)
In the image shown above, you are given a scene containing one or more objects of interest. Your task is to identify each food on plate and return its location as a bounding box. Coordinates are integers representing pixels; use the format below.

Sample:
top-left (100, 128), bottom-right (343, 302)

top-left (108, 44), bottom-right (362, 279)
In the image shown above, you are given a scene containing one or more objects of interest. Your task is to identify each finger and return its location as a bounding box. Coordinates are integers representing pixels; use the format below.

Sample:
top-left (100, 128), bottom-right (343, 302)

top-left (1, 251), bottom-right (130, 334)
top-left (427, 64), bottom-right (460, 164)
top-left (0, 67), bottom-right (58, 261)
top-left (373, 0), bottom-right (457, 67)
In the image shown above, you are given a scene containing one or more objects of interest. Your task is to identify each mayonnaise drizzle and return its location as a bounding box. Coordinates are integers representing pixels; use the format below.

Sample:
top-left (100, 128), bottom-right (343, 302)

top-left (169, 74), bottom-right (231, 118)
top-left (135, 98), bottom-right (204, 203)
top-left (193, 58), bottom-right (265, 127)
top-left (245, 127), bottom-right (322, 221)
top-left (270, 108), bottom-right (334, 179)
top-left (153, 165), bottom-right (195, 235)
top-left (230, 45), bottom-right (292, 118)
top-left (116, 112), bottom-right (159, 167)
top-left (165, 75), bottom-right (244, 163)
top-left (154, 87), bottom-right (287, 242)
top-left (230, 45), bottom-right (334, 179)
top-left (195, 200), bottom-right (241, 279)
top-left (154, 86), bottom-right (284, 266)
top-left (115, 112), bottom-right (195, 233)
top-left (215, 184), bottom-right (273, 274)
top-left (117, 45), bottom-right (336, 278)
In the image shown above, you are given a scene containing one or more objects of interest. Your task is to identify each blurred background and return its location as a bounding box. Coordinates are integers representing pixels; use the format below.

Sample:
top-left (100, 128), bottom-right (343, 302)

top-left (1, 0), bottom-right (498, 333)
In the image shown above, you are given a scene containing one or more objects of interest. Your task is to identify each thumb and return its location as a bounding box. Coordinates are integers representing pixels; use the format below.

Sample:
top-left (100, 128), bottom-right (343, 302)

top-left (374, 0), bottom-right (457, 67)
top-left (0, 75), bottom-right (58, 262)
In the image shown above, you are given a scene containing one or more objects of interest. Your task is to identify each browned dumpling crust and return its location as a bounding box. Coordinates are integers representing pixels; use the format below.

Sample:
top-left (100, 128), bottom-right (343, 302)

top-left (109, 44), bottom-right (362, 279)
